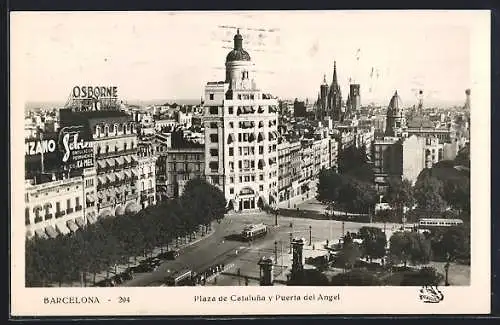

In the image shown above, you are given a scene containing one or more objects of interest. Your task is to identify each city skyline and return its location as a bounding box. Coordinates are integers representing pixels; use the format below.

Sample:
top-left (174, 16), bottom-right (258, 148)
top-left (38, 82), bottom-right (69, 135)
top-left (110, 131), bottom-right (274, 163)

top-left (12, 11), bottom-right (474, 106)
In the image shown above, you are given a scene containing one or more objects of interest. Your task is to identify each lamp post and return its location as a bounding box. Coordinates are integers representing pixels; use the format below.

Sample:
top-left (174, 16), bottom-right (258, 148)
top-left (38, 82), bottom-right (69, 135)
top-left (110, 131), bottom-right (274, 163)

top-left (444, 254), bottom-right (451, 286)
top-left (289, 232), bottom-right (293, 254)
top-left (309, 225), bottom-right (312, 245)
top-left (274, 241), bottom-right (278, 264)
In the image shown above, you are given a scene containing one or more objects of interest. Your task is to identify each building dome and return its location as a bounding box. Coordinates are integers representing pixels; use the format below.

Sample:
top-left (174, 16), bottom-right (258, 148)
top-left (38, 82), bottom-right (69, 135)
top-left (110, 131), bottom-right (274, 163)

top-left (387, 90), bottom-right (403, 115)
top-left (226, 29), bottom-right (251, 62)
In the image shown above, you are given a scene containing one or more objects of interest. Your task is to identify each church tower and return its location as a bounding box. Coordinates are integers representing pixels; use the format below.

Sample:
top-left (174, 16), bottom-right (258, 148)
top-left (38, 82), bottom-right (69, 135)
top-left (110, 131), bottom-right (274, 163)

top-left (385, 90), bottom-right (406, 137)
top-left (327, 61), bottom-right (343, 121)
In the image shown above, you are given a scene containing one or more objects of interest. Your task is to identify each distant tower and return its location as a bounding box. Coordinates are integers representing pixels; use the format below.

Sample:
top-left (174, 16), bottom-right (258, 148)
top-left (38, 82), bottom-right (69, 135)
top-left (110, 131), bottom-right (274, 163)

top-left (385, 90), bottom-right (406, 137)
top-left (464, 89), bottom-right (471, 110)
top-left (327, 61), bottom-right (343, 121)
top-left (318, 75), bottom-right (329, 120)
top-left (417, 89), bottom-right (424, 115)
top-left (349, 84), bottom-right (361, 112)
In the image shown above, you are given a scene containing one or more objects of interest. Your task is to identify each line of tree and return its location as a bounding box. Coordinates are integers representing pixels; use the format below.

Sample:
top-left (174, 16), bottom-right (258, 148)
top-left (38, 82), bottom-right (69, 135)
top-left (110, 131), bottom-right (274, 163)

top-left (26, 178), bottom-right (226, 287)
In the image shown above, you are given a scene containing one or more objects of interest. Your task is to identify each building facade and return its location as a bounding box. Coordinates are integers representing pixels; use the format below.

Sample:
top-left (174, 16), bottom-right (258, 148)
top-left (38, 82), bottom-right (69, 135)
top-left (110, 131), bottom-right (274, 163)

top-left (372, 135), bottom-right (426, 191)
top-left (59, 109), bottom-right (142, 219)
top-left (202, 30), bottom-right (279, 211)
top-left (165, 147), bottom-right (205, 198)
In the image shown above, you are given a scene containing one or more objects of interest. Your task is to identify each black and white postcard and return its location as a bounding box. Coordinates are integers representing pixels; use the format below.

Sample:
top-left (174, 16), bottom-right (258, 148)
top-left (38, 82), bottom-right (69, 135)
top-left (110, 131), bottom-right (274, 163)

top-left (10, 10), bottom-right (491, 316)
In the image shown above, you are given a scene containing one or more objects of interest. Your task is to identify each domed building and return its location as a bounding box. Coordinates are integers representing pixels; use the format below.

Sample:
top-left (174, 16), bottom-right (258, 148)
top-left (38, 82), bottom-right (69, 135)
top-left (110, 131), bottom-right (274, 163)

top-left (385, 90), bottom-right (406, 137)
top-left (202, 29), bottom-right (279, 212)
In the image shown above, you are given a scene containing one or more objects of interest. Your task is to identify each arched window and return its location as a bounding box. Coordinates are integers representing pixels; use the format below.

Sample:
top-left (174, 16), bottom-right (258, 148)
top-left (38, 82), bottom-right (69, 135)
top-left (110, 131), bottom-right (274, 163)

top-left (118, 124), bottom-right (123, 132)
top-left (96, 145), bottom-right (101, 155)
top-left (95, 125), bottom-right (101, 136)
top-left (124, 143), bottom-right (128, 151)
top-left (105, 145), bottom-right (109, 153)
top-left (104, 125), bottom-right (109, 136)
top-left (149, 180), bottom-right (153, 188)
top-left (141, 181), bottom-right (145, 191)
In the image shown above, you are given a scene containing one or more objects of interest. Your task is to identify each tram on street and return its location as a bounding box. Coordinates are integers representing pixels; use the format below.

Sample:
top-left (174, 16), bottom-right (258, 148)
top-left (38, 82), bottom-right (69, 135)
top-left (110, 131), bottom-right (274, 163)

top-left (418, 218), bottom-right (464, 228)
top-left (164, 269), bottom-right (193, 286)
top-left (241, 223), bottom-right (268, 241)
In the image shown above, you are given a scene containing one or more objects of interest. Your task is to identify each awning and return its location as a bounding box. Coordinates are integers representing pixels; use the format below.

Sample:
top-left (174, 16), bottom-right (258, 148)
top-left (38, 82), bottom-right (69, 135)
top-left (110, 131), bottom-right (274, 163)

top-left (115, 171), bottom-right (125, 181)
top-left (45, 225), bottom-right (58, 238)
top-left (115, 156), bottom-right (124, 165)
top-left (66, 219), bottom-right (79, 232)
top-left (97, 160), bottom-right (107, 169)
top-left (56, 223), bottom-right (71, 235)
top-left (98, 176), bottom-right (107, 185)
top-left (106, 173), bottom-right (116, 183)
top-left (123, 155), bottom-right (131, 164)
top-left (34, 228), bottom-right (48, 239)
top-left (75, 217), bottom-right (86, 228)
top-left (107, 188), bottom-right (116, 197)
top-left (131, 169), bottom-right (139, 177)
top-left (86, 193), bottom-right (95, 203)
top-left (106, 158), bottom-right (116, 168)
top-left (131, 155), bottom-right (138, 162)
top-left (124, 170), bottom-right (132, 178)
top-left (87, 213), bottom-right (97, 224)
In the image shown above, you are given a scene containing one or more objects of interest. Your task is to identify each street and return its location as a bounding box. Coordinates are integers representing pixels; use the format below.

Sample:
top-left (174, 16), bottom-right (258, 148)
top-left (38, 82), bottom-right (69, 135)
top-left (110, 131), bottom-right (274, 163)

top-left (122, 211), bottom-right (400, 287)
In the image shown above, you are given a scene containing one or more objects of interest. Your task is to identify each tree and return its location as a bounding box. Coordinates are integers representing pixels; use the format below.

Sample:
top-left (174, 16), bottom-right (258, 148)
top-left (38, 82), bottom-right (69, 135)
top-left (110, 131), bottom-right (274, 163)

top-left (389, 231), bottom-right (432, 267)
top-left (330, 269), bottom-right (383, 286)
top-left (336, 242), bottom-right (361, 271)
top-left (358, 227), bottom-right (387, 262)
top-left (386, 177), bottom-right (415, 222)
top-left (443, 178), bottom-right (470, 214)
top-left (430, 226), bottom-right (470, 263)
top-left (316, 168), bottom-right (344, 210)
top-left (180, 178), bottom-right (227, 227)
top-left (413, 175), bottom-right (447, 215)
top-left (287, 269), bottom-right (330, 286)
top-left (384, 266), bottom-right (443, 286)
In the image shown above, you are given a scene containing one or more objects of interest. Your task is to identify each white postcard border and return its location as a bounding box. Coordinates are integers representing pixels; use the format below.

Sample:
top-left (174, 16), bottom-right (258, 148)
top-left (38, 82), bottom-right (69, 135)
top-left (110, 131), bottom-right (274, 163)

top-left (10, 10), bottom-right (491, 316)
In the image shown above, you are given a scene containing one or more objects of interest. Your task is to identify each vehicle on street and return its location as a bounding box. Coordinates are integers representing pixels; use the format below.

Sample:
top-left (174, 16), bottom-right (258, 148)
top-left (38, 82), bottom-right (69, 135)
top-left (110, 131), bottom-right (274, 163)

top-left (241, 223), bottom-right (268, 241)
top-left (157, 250), bottom-right (180, 260)
top-left (164, 269), bottom-right (193, 286)
top-left (418, 218), bottom-right (463, 228)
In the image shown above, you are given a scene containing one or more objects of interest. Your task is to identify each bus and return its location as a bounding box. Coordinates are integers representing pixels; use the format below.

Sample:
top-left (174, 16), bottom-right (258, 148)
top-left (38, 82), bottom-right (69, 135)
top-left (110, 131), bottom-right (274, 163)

top-left (241, 223), bottom-right (268, 241)
top-left (164, 269), bottom-right (193, 286)
top-left (418, 218), bottom-right (463, 228)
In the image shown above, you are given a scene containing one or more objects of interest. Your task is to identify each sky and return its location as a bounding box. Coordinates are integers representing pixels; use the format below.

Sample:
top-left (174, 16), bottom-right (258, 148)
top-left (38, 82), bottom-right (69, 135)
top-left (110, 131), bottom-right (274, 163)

top-left (11, 11), bottom-right (482, 106)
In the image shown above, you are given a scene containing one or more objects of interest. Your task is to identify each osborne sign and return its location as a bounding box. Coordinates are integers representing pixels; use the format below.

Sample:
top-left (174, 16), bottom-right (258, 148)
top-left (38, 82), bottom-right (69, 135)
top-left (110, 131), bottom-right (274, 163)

top-left (72, 86), bottom-right (118, 99)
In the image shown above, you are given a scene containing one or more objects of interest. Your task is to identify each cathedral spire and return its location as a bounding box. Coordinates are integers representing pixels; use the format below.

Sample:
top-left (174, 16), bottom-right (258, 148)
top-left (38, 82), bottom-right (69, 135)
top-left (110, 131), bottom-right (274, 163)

top-left (332, 61), bottom-right (338, 85)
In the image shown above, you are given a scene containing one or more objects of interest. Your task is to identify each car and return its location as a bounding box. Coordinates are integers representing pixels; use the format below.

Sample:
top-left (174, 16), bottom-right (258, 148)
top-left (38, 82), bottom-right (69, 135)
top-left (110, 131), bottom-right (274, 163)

top-left (121, 271), bottom-right (133, 281)
top-left (157, 250), bottom-right (180, 260)
top-left (130, 264), bottom-right (154, 273)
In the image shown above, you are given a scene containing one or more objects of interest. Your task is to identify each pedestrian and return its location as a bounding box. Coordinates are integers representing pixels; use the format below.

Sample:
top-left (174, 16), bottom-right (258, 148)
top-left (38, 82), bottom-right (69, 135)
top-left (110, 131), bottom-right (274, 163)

top-left (214, 277), bottom-right (217, 285)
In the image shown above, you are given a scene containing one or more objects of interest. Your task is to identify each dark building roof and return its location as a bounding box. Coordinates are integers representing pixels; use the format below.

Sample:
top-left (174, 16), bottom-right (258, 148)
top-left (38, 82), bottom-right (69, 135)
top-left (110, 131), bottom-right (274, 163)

top-left (226, 29), bottom-right (251, 62)
top-left (59, 109), bottom-right (134, 140)
top-left (407, 116), bottom-right (435, 128)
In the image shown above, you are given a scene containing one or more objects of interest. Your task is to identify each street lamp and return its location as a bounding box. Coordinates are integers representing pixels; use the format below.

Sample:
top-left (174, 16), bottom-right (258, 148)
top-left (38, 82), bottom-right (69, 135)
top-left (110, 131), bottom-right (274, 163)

top-left (274, 241), bottom-right (278, 264)
top-left (444, 253), bottom-right (451, 286)
top-left (309, 225), bottom-right (312, 245)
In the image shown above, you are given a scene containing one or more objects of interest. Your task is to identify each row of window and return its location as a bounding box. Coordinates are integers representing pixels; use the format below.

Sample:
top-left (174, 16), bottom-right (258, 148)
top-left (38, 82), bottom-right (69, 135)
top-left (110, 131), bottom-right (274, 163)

top-left (209, 105), bottom-right (278, 115)
top-left (227, 145), bottom-right (277, 157)
top-left (26, 197), bottom-right (83, 225)
top-left (94, 123), bottom-right (136, 137)
top-left (96, 142), bottom-right (137, 155)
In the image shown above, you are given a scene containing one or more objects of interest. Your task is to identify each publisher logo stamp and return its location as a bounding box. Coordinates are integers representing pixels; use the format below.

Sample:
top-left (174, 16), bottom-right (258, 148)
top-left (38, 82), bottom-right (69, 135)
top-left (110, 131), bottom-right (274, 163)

top-left (419, 286), bottom-right (444, 303)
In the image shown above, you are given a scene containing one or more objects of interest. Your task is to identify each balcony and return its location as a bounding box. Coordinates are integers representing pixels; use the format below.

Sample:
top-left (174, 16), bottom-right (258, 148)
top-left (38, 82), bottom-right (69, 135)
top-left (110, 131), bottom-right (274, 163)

top-left (147, 188), bottom-right (154, 194)
top-left (96, 148), bottom-right (138, 159)
top-left (148, 173), bottom-right (153, 178)
top-left (66, 208), bottom-right (74, 214)
top-left (45, 213), bottom-right (53, 220)
top-left (34, 216), bottom-right (43, 223)
top-left (75, 205), bottom-right (83, 212)
top-left (55, 211), bottom-right (63, 218)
